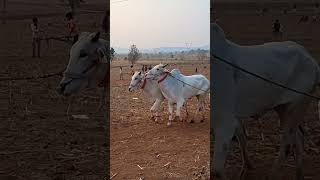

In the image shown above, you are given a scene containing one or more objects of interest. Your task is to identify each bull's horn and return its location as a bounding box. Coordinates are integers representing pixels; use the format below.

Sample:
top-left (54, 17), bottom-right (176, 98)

top-left (163, 64), bottom-right (168, 68)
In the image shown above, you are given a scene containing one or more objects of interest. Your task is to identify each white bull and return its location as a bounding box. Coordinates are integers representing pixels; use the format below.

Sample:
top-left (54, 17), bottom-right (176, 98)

top-left (56, 32), bottom-right (109, 110)
top-left (128, 71), bottom-right (189, 123)
top-left (211, 22), bottom-right (320, 180)
top-left (146, 65), bottom-right (210, 126)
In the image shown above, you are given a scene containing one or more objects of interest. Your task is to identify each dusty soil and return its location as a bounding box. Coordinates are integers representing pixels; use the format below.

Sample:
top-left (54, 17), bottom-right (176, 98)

top-left (0, 1), bottom-right (108, 180)
top-left (110, 61), bottom-right (210, 179)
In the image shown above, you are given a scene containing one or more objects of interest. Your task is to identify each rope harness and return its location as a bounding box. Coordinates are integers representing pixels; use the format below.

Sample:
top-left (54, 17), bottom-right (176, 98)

top-left (147, 70), bottom-right (210, 93)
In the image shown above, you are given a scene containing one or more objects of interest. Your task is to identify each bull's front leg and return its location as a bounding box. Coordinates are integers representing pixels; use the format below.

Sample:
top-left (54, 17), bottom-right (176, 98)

top-left (150, 99), bottom-right (162, 122)
top-left (212, 115), bottom-right (239, 180)
top-left (167, 101), bottom-right (174, 126)
top-left (176, 101), bottom-right (184, 126)
top-left (184, 101), bottom-right (189, 117)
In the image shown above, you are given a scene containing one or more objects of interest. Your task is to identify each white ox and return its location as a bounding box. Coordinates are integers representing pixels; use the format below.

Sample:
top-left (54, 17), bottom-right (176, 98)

top-left (56, 32), bottom-right (108, 109)
top-left (211, 22), bottom-right (320, 180)
top-left (128, 71), bottom-right (189, 123)
top-left (128, 71), bottom-right (165, 122)
top-left (146, 65), bottom-right (210, 126)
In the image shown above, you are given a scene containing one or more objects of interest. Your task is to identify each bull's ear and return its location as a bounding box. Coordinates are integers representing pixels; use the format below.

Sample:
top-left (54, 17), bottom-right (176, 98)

top-left (97, 48), bottom-right (107, 63)
top-left (91, 32), bottom-right (100, 42)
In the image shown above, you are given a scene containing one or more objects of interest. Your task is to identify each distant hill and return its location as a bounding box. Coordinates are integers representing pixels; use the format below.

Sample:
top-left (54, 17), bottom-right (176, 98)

top-left (113, 44), bottom-right (209, 54)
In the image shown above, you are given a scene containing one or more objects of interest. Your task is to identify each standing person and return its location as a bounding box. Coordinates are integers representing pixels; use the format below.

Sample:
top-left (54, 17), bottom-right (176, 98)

top-left (65, 12), bottom-right (79, 44)
top-left (148, 65), bottom-right (152, 70)
top-left (30, 17), bottom-right (41, 58)
top-left (144, 65), bottom-right (148, 72)
top-left (141, 65), bottom-right (145, 73)
top-left (272, 19), bottom-right (283, 40)
top-left (130, 65), bottom-right (134, 75)
top-left (119, 66), bottom-right (123, 80)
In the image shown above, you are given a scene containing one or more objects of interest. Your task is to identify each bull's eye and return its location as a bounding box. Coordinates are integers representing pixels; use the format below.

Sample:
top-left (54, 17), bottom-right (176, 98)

top-left (156, 68), bottom-right (159, 70)
top-left (135, 78), bottom-right (137, 80)
top-left (79, 51), bottom-right (87, 58)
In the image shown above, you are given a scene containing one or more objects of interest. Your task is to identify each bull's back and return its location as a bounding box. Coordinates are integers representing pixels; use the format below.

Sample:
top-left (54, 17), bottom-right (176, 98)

top-left (233, 41), bottom-right (320, 116)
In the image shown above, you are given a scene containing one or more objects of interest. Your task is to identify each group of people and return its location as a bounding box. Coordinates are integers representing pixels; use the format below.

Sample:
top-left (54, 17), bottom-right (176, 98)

top-left (118, 64), bottom-right (153, 80)
top-left (30, 12), bottom-right (80, 58)
top-left (141, 64), bottom-right (152, 73)
top-left (31, 11), bottom-right (109, 58)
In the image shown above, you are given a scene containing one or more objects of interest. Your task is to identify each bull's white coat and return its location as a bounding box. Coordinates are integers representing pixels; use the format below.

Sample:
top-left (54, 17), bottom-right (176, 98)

top-left (146, 65), bottom-right (210, 126)
top-left (128, 71), bottom-right (165, 122)
top-left (56, 32), bottom-right (108, 110)
top-left (211, 22), bottom-right (320, 179)
top-left (57, 32), bottom-right (108, 96)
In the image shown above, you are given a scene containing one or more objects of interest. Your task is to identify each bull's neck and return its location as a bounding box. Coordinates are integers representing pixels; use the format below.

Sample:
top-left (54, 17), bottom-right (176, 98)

top-left (211, 37), bottom-right (231, 59)
top-left (157, 73), bottom-right (173, 90)
top-left (142, 78), bottom-right (155, 94)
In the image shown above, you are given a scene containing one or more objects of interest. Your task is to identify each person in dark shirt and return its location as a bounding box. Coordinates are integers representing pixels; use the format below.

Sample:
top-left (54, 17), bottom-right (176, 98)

top-left (65, 12), bottom-right (79, 44)
top-left (273, 19), bottom-right (281, 32)
top-left (272, 19), bottom-right (283, 40)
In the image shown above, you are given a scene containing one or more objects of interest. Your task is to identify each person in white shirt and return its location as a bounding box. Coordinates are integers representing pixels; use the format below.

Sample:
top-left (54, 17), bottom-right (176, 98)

top-left (119, 66), bottom-right (123, 80)
top-left (30, 17), bottom-right (41, 57)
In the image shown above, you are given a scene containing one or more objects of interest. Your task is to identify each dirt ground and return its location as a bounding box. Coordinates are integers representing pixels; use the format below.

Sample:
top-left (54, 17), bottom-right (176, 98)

top-left (0, 1), bottom-right (108, 180)
top-left (110, 61), bottom-right (210, 179)
top-left (2, 1), bottom-right (320, 180)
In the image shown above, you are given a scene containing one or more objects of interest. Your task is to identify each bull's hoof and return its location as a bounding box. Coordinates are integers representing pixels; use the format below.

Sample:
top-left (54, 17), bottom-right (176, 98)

top-left (167, 121), bottom-right (172, 126)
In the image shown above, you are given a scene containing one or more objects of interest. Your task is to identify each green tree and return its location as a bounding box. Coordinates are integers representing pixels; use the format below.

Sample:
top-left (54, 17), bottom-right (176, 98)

top-left (128, 44), bottom-right (141, 65)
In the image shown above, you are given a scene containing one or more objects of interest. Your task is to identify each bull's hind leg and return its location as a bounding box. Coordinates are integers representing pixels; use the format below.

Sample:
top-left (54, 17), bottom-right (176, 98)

top-left (184, 101), bottom-right (189, 117)
top-left (176, 101), bottom-right (185, 126)
top-left (199, 94), bottom-right (206, 123)
top-left (295, 125), bottom-right (304, 180)
top-left (270, 101), bottom-right (308, 180)
top-left (236, 121), bottom-right (252, 180)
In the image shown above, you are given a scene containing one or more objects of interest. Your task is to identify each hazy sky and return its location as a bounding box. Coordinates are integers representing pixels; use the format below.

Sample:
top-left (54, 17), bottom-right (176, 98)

top-left (111, 0), bottom-right (210, 49)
